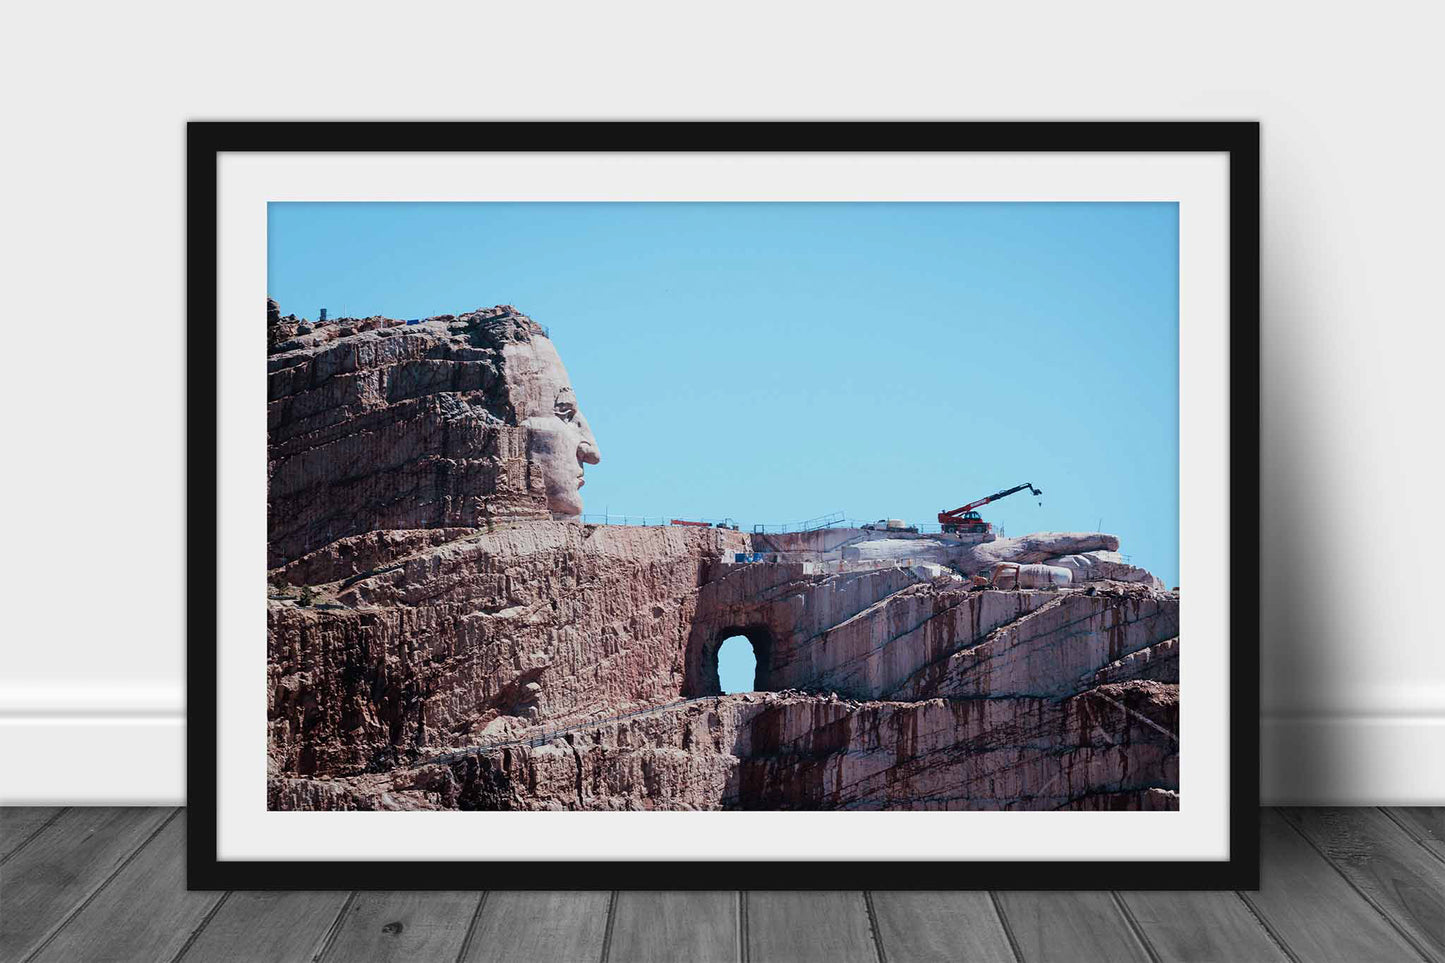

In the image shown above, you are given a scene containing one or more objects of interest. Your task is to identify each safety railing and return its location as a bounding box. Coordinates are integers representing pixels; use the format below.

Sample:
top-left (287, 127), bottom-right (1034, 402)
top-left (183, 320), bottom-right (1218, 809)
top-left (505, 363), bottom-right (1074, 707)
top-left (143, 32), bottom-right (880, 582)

top-left (571, 512), bottom-right (1009, 539)
top-left (577, 514), bottom-right (673, 527)
top-left (750, 511), bottom-right (846, 534)
top-left (575, 514), bottom-right (744, 530)
top-left (575, 512), bottom-right (840, 532)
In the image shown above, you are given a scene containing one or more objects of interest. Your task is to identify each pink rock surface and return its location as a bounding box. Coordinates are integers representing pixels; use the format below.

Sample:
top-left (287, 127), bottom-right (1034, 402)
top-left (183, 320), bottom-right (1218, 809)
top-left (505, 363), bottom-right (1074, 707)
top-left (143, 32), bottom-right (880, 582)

top-left (266, 300), bottom-right (1179, 811)
top-left (271, 682), bottom-right (1177, 811)
top-left (267, 521), bottom-right (747, 775)
top-left (267, 305), bottom-right (598, 567)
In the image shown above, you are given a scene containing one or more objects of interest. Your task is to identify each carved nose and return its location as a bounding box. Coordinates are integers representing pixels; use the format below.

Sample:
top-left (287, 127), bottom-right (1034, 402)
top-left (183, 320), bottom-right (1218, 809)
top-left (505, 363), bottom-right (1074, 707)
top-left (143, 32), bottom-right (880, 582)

top-left (578, 440), bottom-right (600, 466)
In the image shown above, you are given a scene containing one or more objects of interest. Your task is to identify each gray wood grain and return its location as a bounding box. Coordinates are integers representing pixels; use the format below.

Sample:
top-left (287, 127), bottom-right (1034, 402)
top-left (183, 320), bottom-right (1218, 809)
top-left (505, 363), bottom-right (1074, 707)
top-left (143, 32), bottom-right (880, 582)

top-left (746, 891), bottom-right (876, 963)
top-left (607, 891), bottom-right (738, 963)
top-left (1388, 807), bottom-right (1445, 863)
top-left (319, 890), bottom-right (481, 962)
top-left (0, 806), bottom-right (173, 962)
top-left (1284, 806), bottom-right (1445, 961)
top-left (30, 812), bottom-right (222, 963)
top-left (993, 892), bottom-right (1151, 963)
top-left (0, 807), bottom-right (64, 862)
top-left (178, 890), bottom-right (352, 962)
top-left (461, 891), bottom-right (611, 963)
top-left (4, 806), bottom-right (1445, 963)
top-left (870, 891), bottom-right (1016, 963)
top-left (1119, 891), bottom-right (1288, 962)
top-left (1242, 808), bottom-right (1425, 963)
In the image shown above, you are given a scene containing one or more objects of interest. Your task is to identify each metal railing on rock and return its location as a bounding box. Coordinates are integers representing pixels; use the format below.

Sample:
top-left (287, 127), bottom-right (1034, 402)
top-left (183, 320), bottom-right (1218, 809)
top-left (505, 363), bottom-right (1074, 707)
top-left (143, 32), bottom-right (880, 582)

top-left (570, 511), bottom-right (1016, 539)
top-left (750, 511), bottom-right (847, 534)
top-left (574, 512), bottom-right (847, 533)
top-left (577, 513), bottom-right (674, 527)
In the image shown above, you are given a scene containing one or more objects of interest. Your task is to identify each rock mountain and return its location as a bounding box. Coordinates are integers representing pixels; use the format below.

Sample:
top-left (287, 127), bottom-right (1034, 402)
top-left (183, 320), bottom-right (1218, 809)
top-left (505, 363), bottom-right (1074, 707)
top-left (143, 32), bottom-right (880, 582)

top-left (266, 303), bottom-right (1180, 811)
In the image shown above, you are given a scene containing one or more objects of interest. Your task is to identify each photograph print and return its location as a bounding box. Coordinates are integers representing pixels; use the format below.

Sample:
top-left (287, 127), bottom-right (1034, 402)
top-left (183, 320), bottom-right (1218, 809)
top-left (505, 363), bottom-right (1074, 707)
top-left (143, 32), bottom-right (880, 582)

top-left (264, 200), bottom-right (1182, 816)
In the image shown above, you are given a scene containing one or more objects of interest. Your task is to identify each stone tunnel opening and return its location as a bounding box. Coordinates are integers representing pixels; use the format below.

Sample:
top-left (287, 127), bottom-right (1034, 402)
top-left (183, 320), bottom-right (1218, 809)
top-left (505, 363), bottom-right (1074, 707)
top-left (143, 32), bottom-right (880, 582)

top-left (717, 635), bottom-right (758, 694)
top-left (692, 625), bottom-right (775, 697)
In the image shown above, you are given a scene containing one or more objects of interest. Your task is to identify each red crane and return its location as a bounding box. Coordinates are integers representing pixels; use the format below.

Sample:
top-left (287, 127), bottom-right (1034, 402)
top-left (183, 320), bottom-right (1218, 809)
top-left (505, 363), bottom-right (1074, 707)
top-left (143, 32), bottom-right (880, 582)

top-left (938, 482), bottom-right (1043, 535)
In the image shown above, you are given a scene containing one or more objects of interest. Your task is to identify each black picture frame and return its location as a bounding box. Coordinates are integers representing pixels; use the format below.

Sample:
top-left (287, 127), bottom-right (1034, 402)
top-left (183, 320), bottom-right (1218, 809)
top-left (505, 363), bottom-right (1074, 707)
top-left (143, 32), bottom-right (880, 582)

top-left (188, 121), bottom-right (1260, 890)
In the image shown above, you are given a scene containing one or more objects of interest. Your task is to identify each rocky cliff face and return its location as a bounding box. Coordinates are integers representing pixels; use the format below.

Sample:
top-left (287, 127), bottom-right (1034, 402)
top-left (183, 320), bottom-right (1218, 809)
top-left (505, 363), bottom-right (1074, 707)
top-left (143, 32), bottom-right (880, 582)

top-left (268, 521), bottom-right (746, 776)
top-left (267, 306), bottom-right (556, 568)
top-left (270, 683), bottom-right (1178, 812)
top-left (266, 301), bottom-right (1180, 811)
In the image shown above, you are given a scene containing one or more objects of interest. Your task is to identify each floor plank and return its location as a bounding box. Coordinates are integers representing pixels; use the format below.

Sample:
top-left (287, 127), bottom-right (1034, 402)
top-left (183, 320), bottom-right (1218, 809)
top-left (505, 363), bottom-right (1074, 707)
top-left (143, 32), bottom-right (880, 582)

top-left (178, 890), bottom-right (352, 962)
top-left (1242, 809), bottom-right (1425, 963)
top-left (0, 806), bottom-right (173, 962)
top-left (320, 890), bottom-right (482, 962)
top-left (993, 892), bottom-right (1151, 963)
top-left (1119, 890), bottom-right (1289, 962)
top-left (607, 891), bottom-right (738, 963)
top-left (30, 812), bottom-right (222, 963)
top-left (870, 891), bottom-right (1016, 963)
top-left (1284, 807), bottom-right (1445, 962)
top-left (3, 807), bottom-right (1443, 963)
top-left (0, 807), bottom-right (64, 862)
top-left (747, 891), bottom-right (877, 963)
top-left (1387, 807), bottom-right (1445, 863)
top-left (461, 891), bottom-right (611, 963)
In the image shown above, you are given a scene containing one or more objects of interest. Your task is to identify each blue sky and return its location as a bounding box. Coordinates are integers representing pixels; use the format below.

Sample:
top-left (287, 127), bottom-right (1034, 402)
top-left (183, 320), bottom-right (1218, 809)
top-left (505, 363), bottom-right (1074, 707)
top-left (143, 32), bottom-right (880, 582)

top-left (269, 202), bottom-right (1180, 621)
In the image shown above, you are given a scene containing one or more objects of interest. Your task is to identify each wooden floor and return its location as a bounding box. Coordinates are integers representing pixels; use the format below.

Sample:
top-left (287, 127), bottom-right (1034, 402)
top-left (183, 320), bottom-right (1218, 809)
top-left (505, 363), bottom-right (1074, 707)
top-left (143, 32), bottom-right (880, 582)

top-left (1, 809), bottom-right (1440, 962)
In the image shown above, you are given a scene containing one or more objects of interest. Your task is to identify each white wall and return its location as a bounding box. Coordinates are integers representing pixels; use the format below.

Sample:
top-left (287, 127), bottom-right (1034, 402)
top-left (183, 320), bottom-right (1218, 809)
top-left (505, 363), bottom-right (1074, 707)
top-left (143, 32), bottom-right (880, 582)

top-left (2, 2), bottom-right (1440, 805)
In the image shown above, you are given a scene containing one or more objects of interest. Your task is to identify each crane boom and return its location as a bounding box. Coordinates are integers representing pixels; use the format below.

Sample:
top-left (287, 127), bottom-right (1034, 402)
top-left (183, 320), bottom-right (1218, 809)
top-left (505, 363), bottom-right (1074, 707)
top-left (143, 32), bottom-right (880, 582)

top-left (944, 482), bottom-right (1043, 517)
top-left (938, 482), bottom-right (1043, 535)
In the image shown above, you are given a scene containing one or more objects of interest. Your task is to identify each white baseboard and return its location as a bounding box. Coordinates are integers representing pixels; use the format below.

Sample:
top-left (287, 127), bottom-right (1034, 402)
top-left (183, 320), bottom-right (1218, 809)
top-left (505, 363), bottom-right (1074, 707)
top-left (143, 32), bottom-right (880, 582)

top-left (0, 717), bottom-right (185, 805)
top-left (3, 696), bottom-right (1441, 805)
top-left (0, 685), bottom-right (185, 805)
top-left (1260, 714), bottom-right (1445, 805)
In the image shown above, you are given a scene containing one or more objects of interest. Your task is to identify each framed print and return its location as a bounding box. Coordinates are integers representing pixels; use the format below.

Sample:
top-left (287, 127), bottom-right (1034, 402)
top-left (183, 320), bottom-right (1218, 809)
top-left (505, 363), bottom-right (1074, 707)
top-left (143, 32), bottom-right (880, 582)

top-left (189, 121), bottom-right (1259, 889)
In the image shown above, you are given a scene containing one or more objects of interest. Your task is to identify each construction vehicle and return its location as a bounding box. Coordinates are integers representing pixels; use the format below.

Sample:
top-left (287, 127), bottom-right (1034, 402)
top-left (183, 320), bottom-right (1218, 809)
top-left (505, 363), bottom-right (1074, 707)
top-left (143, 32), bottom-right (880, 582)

top-left (861, 518), bottom-right (918, 533)
top-left (969, 561), bottom-right (1070, 591)
top-left (938, 482), bottom-right (1043, 535)
top-left (670, 518), bottom-right (740, 530)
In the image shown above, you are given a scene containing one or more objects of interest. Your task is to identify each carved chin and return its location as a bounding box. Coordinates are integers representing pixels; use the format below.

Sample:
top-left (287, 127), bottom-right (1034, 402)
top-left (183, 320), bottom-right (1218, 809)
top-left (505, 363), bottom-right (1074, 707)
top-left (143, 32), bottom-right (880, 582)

top-left (548, 487), bottom-right (583, 517)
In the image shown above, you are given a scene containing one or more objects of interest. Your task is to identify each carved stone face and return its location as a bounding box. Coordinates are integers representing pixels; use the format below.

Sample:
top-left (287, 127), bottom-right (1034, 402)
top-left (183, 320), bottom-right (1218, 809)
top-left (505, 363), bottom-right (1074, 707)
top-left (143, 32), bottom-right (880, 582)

top-left (502, 337), bottom-right (601, 517)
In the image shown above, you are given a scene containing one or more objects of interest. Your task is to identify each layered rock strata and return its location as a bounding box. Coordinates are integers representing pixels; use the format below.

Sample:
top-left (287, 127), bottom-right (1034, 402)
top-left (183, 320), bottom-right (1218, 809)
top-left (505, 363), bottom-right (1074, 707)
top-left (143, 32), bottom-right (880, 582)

top-left (266, 300), bottom-right (1180, 812)
top-left (267, 305), bottom-right (592, 568)
top-left (269, 682), bottom-right (1178, 812)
